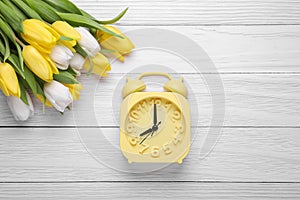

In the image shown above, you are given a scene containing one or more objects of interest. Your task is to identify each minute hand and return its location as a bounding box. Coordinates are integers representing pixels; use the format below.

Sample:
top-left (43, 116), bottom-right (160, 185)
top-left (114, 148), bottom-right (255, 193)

top-left (153, 104), bottom-right (157, 125)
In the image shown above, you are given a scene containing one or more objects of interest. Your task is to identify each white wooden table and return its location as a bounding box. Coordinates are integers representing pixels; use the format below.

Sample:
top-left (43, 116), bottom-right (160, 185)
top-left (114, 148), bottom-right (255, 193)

top-left (1, 0), bottom-right (300, 199)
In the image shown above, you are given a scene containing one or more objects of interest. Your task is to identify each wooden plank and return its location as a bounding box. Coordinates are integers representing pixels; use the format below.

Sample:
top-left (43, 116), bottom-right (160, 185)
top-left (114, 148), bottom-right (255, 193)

top-left (72, 0), bottom-right (300, 25)
top-left (0, 128), bottom-right (299, 182)
top-left (0, 74), bottom-right (299, 126)
top-left (117, 25), bottom-right (300, 73)
top-left (0, 182), bottom-right (299, 200)
top-left (90, 25), bottom-right (300, 73)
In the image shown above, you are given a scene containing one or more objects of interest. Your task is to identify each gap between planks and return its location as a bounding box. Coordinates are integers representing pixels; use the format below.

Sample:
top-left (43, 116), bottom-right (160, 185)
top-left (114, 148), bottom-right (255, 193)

top-left (0, 181), bottom-right (300, 184)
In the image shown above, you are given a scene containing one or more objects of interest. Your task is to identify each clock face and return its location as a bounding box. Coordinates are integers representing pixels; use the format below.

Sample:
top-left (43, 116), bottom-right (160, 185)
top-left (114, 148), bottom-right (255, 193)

top-left (123, 97), bottom-right (186, 159)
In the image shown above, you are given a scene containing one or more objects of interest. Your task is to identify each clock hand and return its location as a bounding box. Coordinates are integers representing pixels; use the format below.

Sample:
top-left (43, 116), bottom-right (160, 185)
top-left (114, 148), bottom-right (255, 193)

top-left (139, 121), bottom-right (161, 144)
top-left (153, 103), bottom-right (157, 125)
top-left (139, 127), bottom-right (153, 137)
top-left (151, 121), bottom-right (161, 137)
top-left (139, 129), bottom-right (154, 145)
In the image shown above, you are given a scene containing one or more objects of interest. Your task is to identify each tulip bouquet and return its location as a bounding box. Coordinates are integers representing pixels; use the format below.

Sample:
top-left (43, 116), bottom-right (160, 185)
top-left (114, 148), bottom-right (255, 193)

top-left (0, 0), bottom-right (134, 121)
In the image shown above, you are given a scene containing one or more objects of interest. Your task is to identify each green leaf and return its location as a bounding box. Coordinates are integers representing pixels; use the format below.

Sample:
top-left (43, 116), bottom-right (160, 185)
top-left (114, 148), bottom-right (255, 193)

top-left (97, 8), bottom-right (128, 24)
top-left (66, 66), bottom-right (78, 76)
top-left (80, 9), bottom-right (96, 20)
top-left (25, 0), bottom-right (61, 23)
top-left (11, 0), bottom-right (42, 20)
top-left (0, 16), bottom-right (18, 42)
top-left (15, 42), bottom-right (24, 71)
top-left (58, 13), bottom-right (123, 38)
top-left (60, 36), bottom-right (73, 41)
top-left (7, 54), bottom-right (25, 79)
top-left (36, 80), bottom-right (45, 97)
top-left (23, 66), bottom-right (38, 95)
top-left (2, 0), bottom-right (27, 21)
top-left (18, 78), bottom-right (29, 105)
top-left (44, 0), bottom-right (82, 15)
top-left (34, 79), bottom-right (46, 111)
top-left (0, 30), bottom-right (10, 62)
top-left (74, 44), bottom-right (88, 57)
top-left (0, 1), bottom-right (23, 33)
top-left (0, 18), bottom-right (24, 71)
top-left (0, 38), bottom-right (5, 53)
top-left (53, 71), bottom-right (79, 84)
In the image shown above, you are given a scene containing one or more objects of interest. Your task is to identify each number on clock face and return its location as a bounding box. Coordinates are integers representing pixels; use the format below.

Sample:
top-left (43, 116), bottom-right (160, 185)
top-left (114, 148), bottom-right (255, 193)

top-left (125, 97), bottom-right (185, 157)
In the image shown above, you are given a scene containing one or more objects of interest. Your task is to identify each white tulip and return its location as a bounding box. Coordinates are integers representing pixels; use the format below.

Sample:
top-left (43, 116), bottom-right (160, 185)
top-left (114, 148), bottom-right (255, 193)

top-left (75, 27), bottom-right (100, 56)
top-left (7, 92), bottom-right (34, 121)
top-left (70, 52), bottom-right (85, 70)
top-left (44, 80), bottom-right (73, 112)
top-left (50, 45), bottom-right (73, 70)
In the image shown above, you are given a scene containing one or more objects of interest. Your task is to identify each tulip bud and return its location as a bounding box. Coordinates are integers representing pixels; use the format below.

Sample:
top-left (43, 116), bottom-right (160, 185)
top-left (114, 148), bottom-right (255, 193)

top-left (52, 21), bottom-right (81, 51)
top-left (83, 53), bottom-right (111, 76)
top-left (0, 63), bottom-right (21, 97)
top-left (97, 25), bottom-right (134, 62)
top-left (50, 45), bottom-right (73, 70)
top-left (70, 53), bottom-right (85, 70)
top-left (75, 27), bottom-right (100, 56)
top-left (7, 92), bottom-right (34, 121)
top-left (44, 80), bottom-right (73, 112)
top-left (21, 19), bottom-right (60, 54)
top-left (22, 45), bottom-right (57, 82)
top-left (52, 21), bottom-right (81, 40)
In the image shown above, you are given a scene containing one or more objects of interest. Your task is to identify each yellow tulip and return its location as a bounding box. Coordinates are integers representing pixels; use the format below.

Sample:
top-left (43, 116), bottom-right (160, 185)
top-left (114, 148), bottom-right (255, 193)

top-left (0, 63), bottom-right (20, 97)
top-left (83, 53), bottom-right (111, 76)
top-left (96, 25), bottom-right (135, 62)
top-left (63, 83), bottom-right (83, 101)
top-left (21, 19), bottom-right (60, 54)
top-left (52, 21), bottom-right (81, 51)
top-left (22, 45), bottom-right (58, 82)
top-left (52, 21), bottom-right (81, 40)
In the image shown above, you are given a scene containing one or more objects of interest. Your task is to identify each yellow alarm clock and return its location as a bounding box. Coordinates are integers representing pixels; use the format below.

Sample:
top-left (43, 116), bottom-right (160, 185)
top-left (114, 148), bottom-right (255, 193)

top-left (120, 72), bottom-right (190, 164)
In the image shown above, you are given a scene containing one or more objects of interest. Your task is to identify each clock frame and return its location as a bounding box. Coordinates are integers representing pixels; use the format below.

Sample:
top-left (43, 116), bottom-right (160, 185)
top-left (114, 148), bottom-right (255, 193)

top-left (120, 92), bottom-right (190, 164)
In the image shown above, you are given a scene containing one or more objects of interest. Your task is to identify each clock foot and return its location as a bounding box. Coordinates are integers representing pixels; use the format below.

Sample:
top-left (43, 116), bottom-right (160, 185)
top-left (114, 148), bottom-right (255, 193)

top-left (177, 159), bottom-right (183, 164)
top-left (128, 160), bottom-right (133, 164)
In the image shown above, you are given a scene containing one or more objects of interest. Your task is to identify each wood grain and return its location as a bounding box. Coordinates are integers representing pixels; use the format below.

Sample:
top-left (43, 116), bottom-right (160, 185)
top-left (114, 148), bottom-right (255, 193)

top-left (1, 0), bottom-right (300, 199)
top-left (0, 128), bottom-right (299, 182)
top-left (72, 0), bottom-right (300, 25)
top-left (1, 74), bottom-right (299, 127)
top-left (109, 25), bottom-right (300, 73)
top-left (0, 182), bottom-right (299, 200)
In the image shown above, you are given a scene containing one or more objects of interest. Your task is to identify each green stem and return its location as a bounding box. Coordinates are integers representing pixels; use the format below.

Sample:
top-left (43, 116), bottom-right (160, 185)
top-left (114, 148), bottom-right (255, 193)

top-left (14, 36), bottom-right (26, 48)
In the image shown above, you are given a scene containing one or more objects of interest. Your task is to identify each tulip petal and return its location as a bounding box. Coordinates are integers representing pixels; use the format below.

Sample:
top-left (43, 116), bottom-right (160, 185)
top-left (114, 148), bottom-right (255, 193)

top-left (44, 80), bottom-right (73, 112)
top-left (22, 19), bottom-right (58, 46)
top-left (22, 36), bottom-right (53, 54)
top-left (75, 27), bottom-right (100, 56)
top-left (52, 21), bottom-right (81, 40)
top-left (7, 92), bottom-right (34, 121)
top-left (0, 79), bottom-right (9, 96)
top-left (0, 63), bottom-right (20, 97)
top-left (45, 56), bottom-right (59, 75)
top-left (22, 46), bottom-right (53, 82)
top-left (29, 19), bottom-right (60, 40)
top-left (70, 53), bottom-right (85, 70)
top-left (64, 83), bottom-right (83, 101)
top-left (55, 63), bottom-right (69, 70)
top-left (50, 45), bottom-right (73, 70)
top-left (83, 53), bottom-right (111, 76)
top-left (96, 25), bottom-right (134, 61)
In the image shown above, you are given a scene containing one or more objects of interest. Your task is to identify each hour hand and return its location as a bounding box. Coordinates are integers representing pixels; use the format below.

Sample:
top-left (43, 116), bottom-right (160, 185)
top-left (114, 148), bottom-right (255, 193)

top-left (139, 127), bottom-right (153, 137)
